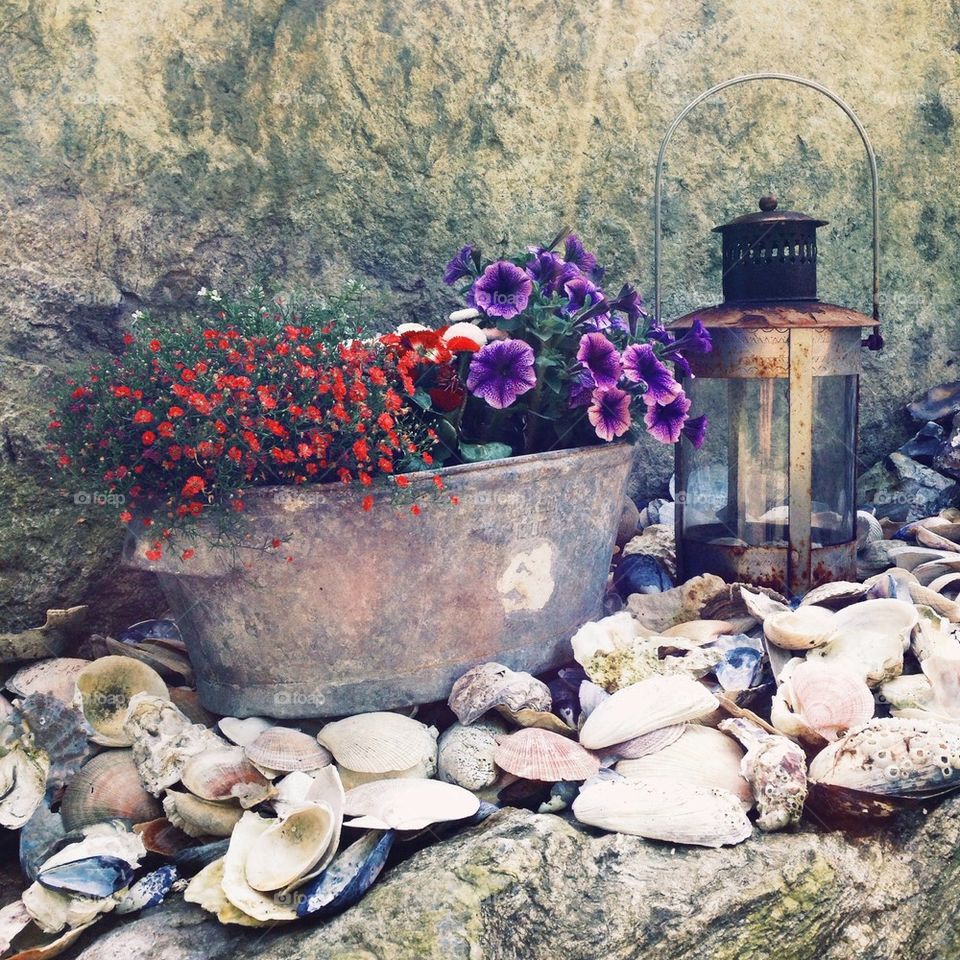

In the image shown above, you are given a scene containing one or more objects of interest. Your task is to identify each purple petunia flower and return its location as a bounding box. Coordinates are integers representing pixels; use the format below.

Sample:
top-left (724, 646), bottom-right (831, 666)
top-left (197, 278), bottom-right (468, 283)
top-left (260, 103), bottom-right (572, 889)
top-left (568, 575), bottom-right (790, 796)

top-left (471, 261), bottom-right (534, 320)
top-left (643, 392), bottom-right (692, 444)
top-left (443, 245), bottom-right (476, 285)
top-left (466, 339), bottom-right (537, 409)
top-left (563, 276), bottom-right (607, 316)
top-left (662, 318), bottom-right (712, 357)
top-left (568, 371), bottom-right (596, 408)
top-left (682, 413), bottom-right (708, 449)
top-left (588, 386), bottom-right (632, 442)
top-left (577, 332), bottom-right (622, 388)
top-left (607, 284), bottom-right (647, 331)
top-left (621, 343), bottom-right (681, 404)
top-left (525, 250), bottom-right (580, 296)
top-left (563, 235), bottom-right (598, 274)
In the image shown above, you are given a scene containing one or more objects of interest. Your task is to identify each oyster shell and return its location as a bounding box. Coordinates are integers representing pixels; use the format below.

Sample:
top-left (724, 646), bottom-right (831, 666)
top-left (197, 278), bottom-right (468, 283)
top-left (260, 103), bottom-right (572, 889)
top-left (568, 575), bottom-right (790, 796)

top-left (579, 675), bottom-right (718, 750)
top-left (763, 606), bottom-right (836, 651)
top-left (162, 790), bottom-right (243, 838)
top-left (343, 778), bottom-right (480, 831)
top-left (437, 718), bottom-right (505, 791)
top-left (493, 727), bottom-right (600, 782)
top-left (0, 746), bottom-right (49, 829)
top-left (245, 727), bottom-right (332, 773)
top-left (615, 724), bottom-right (752, 809)
top-left (719, 718), bottom-right (808, 831)
top-left (184, 858), bottom-right (269, 927)
top-left (572, 779), bottom-right (752, 847)
top-left (61, 750), bottom-right (162, 832)
top-left (180, 748), bottom-right (275, 808)
top-left (74, 656), bottom-right (168, 747)
top-left (625, 574), bottom-right (727, 633)
top-left (447, 663), bottom-right (551, 725)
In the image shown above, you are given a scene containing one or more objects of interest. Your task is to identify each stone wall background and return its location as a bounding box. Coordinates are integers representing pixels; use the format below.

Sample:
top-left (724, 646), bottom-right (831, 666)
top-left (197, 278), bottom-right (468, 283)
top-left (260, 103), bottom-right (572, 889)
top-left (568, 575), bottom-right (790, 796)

top-left (1, 0), bottom-right (958, 628)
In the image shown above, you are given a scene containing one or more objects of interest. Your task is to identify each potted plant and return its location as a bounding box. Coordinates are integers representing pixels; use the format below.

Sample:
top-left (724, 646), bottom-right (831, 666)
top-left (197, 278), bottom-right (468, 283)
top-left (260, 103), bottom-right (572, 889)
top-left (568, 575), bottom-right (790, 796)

top-left (50, 236), bottom-right (709, 718)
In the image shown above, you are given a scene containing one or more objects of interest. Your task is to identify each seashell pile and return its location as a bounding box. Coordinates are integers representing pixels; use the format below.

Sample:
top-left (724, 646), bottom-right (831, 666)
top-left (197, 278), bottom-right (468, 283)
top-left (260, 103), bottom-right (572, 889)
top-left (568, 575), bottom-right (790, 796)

top-left (4, 503), bottom-right (960, 952)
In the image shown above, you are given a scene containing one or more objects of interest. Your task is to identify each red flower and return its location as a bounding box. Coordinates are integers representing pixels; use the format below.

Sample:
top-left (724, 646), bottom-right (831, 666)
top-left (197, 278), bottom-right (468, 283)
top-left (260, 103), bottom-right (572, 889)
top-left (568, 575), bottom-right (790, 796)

top-left (149, 340), bottom-right (161, 353)
top-left (410, 504), bottom-right (421, 516)
top-left (181, 549), bottom-right (195, 560)
top-left (396, 476), bottom-right (410, 489)
top-left (123, 334), bottom-right (135, 346)
top-left (141, 430), bottom-right (156, 446)
top-left (145, 547), bottom-right (162, 561)
top-left (362, 495), bottom-right (374, 512)
top-left (120, 510), bottom-right (133, 523)
top-left (181, 369), bottom-right (196, 382)
top-left (182, 475), bottom-right (205, 497)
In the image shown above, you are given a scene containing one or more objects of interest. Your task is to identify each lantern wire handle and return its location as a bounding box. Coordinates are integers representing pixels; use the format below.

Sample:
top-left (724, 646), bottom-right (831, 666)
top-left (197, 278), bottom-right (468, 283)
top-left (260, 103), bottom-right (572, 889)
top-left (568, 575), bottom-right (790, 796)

top-left (653, 73), bottom-right (882, 349)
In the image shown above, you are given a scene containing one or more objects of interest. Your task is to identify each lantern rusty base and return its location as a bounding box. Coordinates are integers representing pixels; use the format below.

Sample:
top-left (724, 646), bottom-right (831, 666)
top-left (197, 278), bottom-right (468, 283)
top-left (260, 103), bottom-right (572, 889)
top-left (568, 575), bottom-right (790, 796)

top-left (678, 534), bottom-right (858, 597)
top-left (122, 443), bottom-right (634, 718)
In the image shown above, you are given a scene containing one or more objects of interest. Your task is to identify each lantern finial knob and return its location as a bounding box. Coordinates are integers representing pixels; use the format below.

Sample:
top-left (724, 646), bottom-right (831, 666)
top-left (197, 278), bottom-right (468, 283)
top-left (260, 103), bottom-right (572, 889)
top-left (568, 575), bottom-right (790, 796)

top-left (758, 195), bottom-right (778, 212)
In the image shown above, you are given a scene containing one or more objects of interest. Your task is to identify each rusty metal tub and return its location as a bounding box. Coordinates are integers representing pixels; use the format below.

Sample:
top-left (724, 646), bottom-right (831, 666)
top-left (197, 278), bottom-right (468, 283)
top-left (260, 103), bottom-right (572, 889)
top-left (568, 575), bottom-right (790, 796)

top-left (123, 442), bottom-right (634, 718)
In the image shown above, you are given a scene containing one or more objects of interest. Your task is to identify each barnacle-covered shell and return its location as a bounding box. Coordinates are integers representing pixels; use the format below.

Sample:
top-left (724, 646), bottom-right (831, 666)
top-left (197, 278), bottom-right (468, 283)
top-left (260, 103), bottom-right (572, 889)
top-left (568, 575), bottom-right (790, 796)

top-left (447, 663), bottom-right (551, 725)
top-left (437, 718), bottom-right (506, 791)
top-left (808, 717), bottom-right (960, 797)
top-left (579, 675), bottom-right (718, 750)
top-left (493, 728), bottom-right (600, 782)
top-left (317, 712), bottom-right (437, 781)
top-left (0, 746), bottom-right (49, 829)
top-left (771, 659), bottom-right (875, 744)
top-left (719, 717), bottom-right (808, 831)
top-left (763, 606), bottom-right (836, 651)
top-left (74, 657), bottom-right (168, 747)
top-left (61, 750), bottom-right (162, 832)
top-left (245, 727), bottom-right (332, 773)
top-left (181, 748), bottom-right (275, 808)
top-left (572, 779), bottom-right (752, 847)
top-left (218, 716), bottom-right (272, 747)
top-left (343, 779), bottom-right (480, 831)
top-left (123, 693), bottom-right (226, 796)
top-left (162, 790), bottom-right (243, 838)
top-left (6, 659), bottom-right (90, 705)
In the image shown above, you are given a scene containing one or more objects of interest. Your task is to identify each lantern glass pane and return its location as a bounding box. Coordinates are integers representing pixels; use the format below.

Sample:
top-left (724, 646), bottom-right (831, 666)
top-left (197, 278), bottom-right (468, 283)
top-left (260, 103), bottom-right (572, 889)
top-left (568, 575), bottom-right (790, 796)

top-left (811, 374), bottom-right (857, 546)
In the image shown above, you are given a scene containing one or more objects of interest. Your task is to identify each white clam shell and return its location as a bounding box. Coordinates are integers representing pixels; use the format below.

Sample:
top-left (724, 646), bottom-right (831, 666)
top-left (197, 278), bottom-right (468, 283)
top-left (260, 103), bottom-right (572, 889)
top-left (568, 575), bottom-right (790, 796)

top-left (343, 778), bottom-right (480, 831)
top-left (317, 712), bottom-right (437, 776)
top-left (6, 658), bottom-right (90, 704)
top-left (572, 779), bottom-right (752, 847)
top-left (245, 804), bottom-right (337, 892)
top-left (184, 858), bottom-right (269, 927)
top-left (763, 606), bottom-right (836, 651)
top-left (578, 675), bottom-right (718, 750)
top-left (218, 716), bottom-right (272, 747)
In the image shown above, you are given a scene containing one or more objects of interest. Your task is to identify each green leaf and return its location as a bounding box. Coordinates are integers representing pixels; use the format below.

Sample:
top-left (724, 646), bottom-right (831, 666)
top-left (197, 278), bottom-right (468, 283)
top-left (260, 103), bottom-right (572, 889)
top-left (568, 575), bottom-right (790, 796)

top-left (459, 441), bottom-right (513, 463)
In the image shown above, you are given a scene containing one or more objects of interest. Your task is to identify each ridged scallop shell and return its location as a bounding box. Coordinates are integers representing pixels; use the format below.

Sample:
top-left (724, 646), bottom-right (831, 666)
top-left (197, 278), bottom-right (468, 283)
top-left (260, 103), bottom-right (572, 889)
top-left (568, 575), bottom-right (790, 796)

top-left (719, 718), bottom-right (808, 831)
top-left (245, 727), bottom-right (332, 773)
top-left (218, 717), bottom-right (272, 747)
top-left (162, 790), bottom-right (243, 838)
top-left (808, 717), bottom-right (960, 797)
top-left (763, 606), bottom-right (836, 651)
top-left (437, 718), bottom-right (505, 791)
top-left (343, 779), bottom-right (480, 831)
top-left (856, 510), bottom-right (884, 549)
top-left (244, 804), bottom-right (337, 892)
top-left (74, 656), bottom-right (168, 747)
top-left (579, 675), bottom-right (718, 750)
top-left (181, 748), bottom-right (275, 808)
top-left (0, 746), bottom-right (48, 829)
top-left (61, 750), bottom-right (162, 832)
top-left (493, 728), bottom-right (600, 782)
top-left (607, 723), bottom-right (686, 760)
top-left (615, 725), bottom-right (751, 809)
top-left (317, 713), bottom-right (437, 777)
top-left (6, 659), bottom-right (90, 704)
top-left (448, 663), bottom-right (551, 725)
top-left (771, 659), bottom-right (875, 744)
top-left (800, 582), bottom-right (869, 610)
top-left (124, 693), bottom-right (226, 796)
top-left (572, 779), bottom-right (752, 847)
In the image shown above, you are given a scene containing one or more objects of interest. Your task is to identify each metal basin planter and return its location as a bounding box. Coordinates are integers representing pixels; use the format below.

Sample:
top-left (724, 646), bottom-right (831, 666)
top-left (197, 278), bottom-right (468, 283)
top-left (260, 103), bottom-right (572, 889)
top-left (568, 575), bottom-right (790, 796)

top-left (123, 442), bottom-right (634, 718)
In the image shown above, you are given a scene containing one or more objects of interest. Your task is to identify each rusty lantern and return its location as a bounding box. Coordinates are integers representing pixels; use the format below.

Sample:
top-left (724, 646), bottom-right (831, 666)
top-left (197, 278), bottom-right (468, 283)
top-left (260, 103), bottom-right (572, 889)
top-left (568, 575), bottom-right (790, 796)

top-left (654, 75), bottom-right (883, 597)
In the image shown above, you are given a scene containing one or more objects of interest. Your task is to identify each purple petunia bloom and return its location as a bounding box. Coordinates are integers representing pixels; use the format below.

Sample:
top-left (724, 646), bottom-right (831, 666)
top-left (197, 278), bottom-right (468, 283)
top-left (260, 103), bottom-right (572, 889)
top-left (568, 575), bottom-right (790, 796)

top-left (588, 386), bottom-right (632, 442)
top-left (563, 235), bottom-right (598, 274)
top-left (563, 276), bottom-right (607, 317)
top-left (621, 343), bottom-right (681, 404)
top-left (643, 391), bottom-right (692, 444)
top-left (607, 284), bottom-right (647, 331)
top-left (662, 318), bottom-right (712, 357)
top-left (443, 245), bottom-right (476, 285)
top-left (525, 250), bottom-right (580, 296)
top-left (682, 413), bottom-right (708, 449)
top-left (568, 371), bottom-right (596, 408)
top-left (577, 332), bottom-right (622, 388)
top-left (471, 261), bottom-right (534, 320)
top-left (466, 339), bottom-right (537, 409)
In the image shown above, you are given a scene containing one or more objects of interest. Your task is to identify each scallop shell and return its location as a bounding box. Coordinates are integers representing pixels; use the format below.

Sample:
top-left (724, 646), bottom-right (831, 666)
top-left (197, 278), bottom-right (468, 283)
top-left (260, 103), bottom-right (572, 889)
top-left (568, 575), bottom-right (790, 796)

top-left (771, 659), bottom-right (875, 744)
top-left (132, 817), bottom-right (196, 856)
top-left (317, 712), bottom-right (437, 778)
top-left (437, 718), bottom-right (505, 791)
top-left (218, 717), bottom-right (272, 747)
top-left (738, 586), bottom-right (791, 622)
top-left (719, 718), bottom-right (808, 831)
top-left (799, 581), bottom-right (868, 610)
top-left (343, 778), bottom-right (480, 831)
top-left (856, 510), bottom-right (884, 549)
top-left (244, 804), bottom-right (337, 892)
top-left (181, 748), bottom-right (275, 808)
top-left (615, 725), bottom-right (752, 809)
top-left (0, 746), bottom-right (49, 829)
top-left (808, 717), bottom-right (960, 797)
top-left (578, 675), bottom-right (718, 750)
top-left (74, 656), bottom-right (168, 747)
top-left (219, 813), bottom-right (298, 922)
top-left (572, 779), bottom-right (752, 847)
top-left (162, 790), bottom-right (243, 838)
top-left (763, 606), bottom-right (837, 651)
top-left (6, 659), bottom-right (90, 704)
top-left (493, 728), bottom-right (600, 782)
top-left (61, 750), bottom-right (162, 832)
top-left (607, 724), bottom-right (686, 760)
top-left (245, 727), bottom-right (332, 773)
top-left (448, 662), bottom-right (551, 725)
top-left (184, 857), bottom-right (269, 927)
